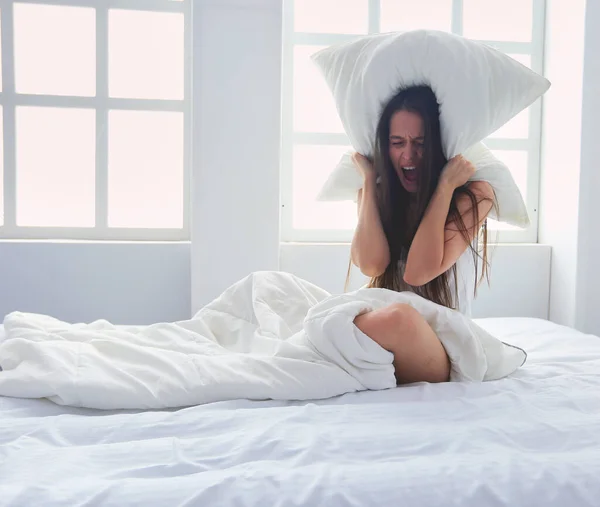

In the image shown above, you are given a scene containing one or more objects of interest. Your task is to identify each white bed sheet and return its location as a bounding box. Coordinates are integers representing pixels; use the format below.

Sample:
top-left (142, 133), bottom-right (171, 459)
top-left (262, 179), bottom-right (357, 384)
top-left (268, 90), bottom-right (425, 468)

top-left (1, 317), bottom-right (600, 507)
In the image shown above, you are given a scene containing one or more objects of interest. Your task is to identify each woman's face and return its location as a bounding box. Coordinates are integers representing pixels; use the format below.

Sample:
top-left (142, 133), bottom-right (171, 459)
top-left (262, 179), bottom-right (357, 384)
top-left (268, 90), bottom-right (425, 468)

top-left (389, 110), bottom-right (424, 193)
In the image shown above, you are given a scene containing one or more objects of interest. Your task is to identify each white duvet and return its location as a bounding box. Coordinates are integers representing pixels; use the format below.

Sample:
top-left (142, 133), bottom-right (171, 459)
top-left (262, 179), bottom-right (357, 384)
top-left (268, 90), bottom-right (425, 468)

top-left (0, 271), bottom-right (525, 410)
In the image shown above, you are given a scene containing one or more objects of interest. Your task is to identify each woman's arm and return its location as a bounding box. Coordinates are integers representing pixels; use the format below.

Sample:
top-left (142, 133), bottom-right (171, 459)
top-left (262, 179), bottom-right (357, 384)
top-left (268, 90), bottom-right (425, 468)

top-left (350, 154), bottom-right (391, 278)
top-left (404, 156), bottom-right (494, 287)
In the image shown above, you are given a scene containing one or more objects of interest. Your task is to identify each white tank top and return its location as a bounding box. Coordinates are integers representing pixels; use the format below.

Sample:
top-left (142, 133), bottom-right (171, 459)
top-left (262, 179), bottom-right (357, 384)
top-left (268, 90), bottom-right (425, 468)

top-left (451, 247), bottom-right (478, 316)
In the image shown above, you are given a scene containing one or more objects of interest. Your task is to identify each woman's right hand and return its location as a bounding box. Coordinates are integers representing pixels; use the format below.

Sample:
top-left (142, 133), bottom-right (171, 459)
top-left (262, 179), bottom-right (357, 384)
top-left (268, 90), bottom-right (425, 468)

top-left (352, 153), bottom-right (376, 182)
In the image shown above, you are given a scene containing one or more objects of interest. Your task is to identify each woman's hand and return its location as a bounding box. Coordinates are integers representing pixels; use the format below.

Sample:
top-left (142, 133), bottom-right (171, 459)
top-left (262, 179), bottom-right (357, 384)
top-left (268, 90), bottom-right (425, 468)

top-left (352, 153), bottom-right (376, 182)
top-left (439, 155), bottom-right (476, 190)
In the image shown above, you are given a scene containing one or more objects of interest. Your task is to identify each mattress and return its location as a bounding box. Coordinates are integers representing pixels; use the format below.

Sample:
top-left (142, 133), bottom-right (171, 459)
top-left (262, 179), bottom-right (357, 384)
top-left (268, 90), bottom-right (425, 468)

top-left (1, 317), bottom-right (600, 507)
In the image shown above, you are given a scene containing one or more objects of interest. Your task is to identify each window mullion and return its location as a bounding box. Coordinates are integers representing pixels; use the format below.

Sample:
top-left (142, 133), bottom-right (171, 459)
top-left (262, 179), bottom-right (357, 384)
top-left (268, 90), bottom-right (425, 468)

top-left (527, 0), bottom-right (547, 242)
top-left (368, 0), bottom-right (380, 34)
top-left (451, 0), bottom-right (464, 35)
top-left (95, 5), bottom-right (109, 230)
top-left (182, 0), bottom-right (192, 237)
top-left (13, 0), bottom-right (184, 14)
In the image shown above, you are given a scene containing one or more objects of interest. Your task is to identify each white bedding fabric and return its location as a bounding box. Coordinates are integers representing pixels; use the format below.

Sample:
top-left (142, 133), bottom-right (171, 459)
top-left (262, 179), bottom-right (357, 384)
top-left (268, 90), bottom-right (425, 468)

top-left (1, 317), bottom-right (599, 507)
top-left (0, 272), bottom-right (524, 410)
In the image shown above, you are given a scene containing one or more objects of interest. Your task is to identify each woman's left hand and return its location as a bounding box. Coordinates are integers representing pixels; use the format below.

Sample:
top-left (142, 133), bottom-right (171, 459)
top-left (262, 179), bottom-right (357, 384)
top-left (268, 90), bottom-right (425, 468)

top-left (439, 155), bottom-right (476, 190)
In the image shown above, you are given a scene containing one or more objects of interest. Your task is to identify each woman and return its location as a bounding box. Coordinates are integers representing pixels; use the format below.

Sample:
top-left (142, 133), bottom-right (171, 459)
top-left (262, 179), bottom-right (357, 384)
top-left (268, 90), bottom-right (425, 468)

top-left (351, 86), bottom-right (496, 384)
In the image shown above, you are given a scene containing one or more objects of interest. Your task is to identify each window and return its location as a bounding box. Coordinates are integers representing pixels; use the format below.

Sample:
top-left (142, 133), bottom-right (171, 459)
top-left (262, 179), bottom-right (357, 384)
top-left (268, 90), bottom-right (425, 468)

top-left (281, 0), bottom-right (546, 243)
top-left (0, 0), bottom-right (191, 240)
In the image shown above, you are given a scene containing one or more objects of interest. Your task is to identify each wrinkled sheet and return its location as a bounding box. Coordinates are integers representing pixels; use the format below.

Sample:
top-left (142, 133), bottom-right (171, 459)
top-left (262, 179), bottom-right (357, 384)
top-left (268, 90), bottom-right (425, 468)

top-left (0, 317), bottom-right (598, 506)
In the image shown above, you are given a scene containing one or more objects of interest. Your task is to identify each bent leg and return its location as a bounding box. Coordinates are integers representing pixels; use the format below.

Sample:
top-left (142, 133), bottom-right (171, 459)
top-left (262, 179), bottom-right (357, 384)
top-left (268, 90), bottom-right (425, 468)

top-left (353, 303), bottom-right (450, 384)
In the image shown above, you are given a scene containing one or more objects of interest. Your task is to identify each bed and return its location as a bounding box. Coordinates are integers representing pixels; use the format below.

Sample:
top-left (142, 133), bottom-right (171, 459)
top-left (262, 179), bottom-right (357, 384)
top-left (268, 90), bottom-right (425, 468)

top-left (1, 316), bottom-right (600, 507)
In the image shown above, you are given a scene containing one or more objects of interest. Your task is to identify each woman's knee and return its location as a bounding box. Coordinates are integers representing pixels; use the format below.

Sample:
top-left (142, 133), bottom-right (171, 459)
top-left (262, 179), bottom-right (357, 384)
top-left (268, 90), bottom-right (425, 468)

top-left (354, 303), bottom-right (449, 384)
top-left (354, 303), bottom-right (421, 352)
top-left (384, 303), bottom-right (421, 329)
top-left (387, 304), bottom-right (450, 383)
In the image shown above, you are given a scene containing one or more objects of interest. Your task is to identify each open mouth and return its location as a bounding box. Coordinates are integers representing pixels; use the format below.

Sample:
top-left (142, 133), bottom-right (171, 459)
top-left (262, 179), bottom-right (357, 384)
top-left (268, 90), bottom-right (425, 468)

top-left (402, 166), bottom-right (418, 183)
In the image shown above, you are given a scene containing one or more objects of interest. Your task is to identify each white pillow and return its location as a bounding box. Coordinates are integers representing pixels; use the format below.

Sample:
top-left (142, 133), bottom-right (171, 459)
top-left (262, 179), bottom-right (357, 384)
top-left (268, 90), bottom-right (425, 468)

top-left (311, 29), bottom-right (550, 161)
top-left (317, 142), bottom-right (530, 228)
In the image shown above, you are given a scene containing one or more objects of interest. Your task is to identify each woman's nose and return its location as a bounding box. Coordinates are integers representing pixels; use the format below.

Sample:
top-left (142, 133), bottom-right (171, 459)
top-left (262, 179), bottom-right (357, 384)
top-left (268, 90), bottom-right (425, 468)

top-left (401, 144), bottom-right (418, 161)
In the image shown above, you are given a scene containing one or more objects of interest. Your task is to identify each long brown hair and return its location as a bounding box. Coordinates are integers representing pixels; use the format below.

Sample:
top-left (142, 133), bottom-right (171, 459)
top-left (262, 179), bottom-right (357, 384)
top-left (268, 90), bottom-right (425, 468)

top-left (348, 86), bottom-right (494, 309)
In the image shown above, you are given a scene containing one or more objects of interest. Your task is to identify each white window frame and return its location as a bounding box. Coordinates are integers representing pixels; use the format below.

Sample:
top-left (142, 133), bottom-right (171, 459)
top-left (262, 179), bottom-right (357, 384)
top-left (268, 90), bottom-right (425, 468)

top-left (281, 0), bottom-right (547, 244)
top-left (0, 0), bottom-right (191, 241)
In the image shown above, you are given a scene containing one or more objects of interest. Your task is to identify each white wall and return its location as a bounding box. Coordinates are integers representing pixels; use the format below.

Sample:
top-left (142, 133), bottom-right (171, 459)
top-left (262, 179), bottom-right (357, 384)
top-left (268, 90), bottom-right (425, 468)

top-left (0, 240), bottom-right (550, 324)
top-left (280, 243), bottom-right (551, 319)
top-left (538, 0), bottom-right (586, 328)
top-left (574, 0), bottom-right (600, 334)
top-left (190, 0), bottom-right (282, 310)
top-left (0, 242), bottom-right (190, 324)
top-left (539, 0), bottom-right (600, 335)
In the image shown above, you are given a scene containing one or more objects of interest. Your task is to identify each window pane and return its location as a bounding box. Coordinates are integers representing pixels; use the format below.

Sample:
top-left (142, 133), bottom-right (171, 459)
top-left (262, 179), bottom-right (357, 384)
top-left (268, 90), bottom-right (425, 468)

top-left (380, 0), bottom-right (452, 33)
top-left (16, 107), bottom-right (96, 227)
top-left (488, 55), bottom-right (532, 139)
top-left (294, 0), bottom-right (368, 34)
top-left (14, 4), bottom-right (95, 96)
top-left (489, 109), bottom-right (529, 139)
top-left (507, 54), bottom-right (532, 69)
top-left (293, 144), bottom-right (357, 230)
top-left (490, 150), bottom-right (528, 201)
top-left (108, 111), bottom-right (183, 229)
top-left (294, 46), bottom-right (344, 133)
top-left (485, 144), bottom-right (530, 231)
top-left (463, 0), bottom-right (533, 42)
top-left (109, 10), bottom-right (184, 100)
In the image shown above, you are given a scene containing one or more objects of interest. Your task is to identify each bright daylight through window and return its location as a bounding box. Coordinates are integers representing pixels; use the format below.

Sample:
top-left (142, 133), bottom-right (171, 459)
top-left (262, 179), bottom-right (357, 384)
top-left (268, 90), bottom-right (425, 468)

top-left (0, 0), bottom-right (190, 240)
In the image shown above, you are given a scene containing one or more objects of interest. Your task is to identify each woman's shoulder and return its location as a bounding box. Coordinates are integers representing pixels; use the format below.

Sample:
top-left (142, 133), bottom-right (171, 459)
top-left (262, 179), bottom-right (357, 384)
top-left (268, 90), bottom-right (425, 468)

top-left (467, 180), bottom-right (494, 199)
